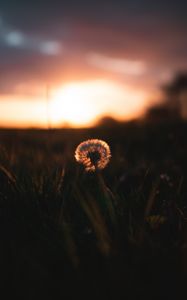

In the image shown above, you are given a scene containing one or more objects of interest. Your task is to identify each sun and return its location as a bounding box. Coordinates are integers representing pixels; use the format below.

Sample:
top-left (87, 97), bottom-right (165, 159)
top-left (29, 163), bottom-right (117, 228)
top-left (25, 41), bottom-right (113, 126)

top-left (48, 79), bottom-right (148, 128)
top-left (50, 82), bottom-right (99, 127)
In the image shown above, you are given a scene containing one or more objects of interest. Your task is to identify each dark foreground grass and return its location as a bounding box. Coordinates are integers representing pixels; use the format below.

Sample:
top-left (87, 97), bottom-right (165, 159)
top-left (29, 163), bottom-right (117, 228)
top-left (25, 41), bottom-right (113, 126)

top-left (0, 121), bottom-right (187, 299)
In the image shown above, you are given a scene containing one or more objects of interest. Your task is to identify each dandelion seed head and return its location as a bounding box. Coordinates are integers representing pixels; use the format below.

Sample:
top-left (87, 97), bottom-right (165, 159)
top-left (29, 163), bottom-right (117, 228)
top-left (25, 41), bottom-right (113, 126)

top-left (75, 139), bottom-right (111, 172)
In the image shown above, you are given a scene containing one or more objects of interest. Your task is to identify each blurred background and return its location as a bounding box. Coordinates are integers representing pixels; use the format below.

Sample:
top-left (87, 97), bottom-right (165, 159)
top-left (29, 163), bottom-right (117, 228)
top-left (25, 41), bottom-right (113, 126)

top-left (0, 4), bottom-right (187, 297)
top-left (0, 0), bottom-right (186, 128)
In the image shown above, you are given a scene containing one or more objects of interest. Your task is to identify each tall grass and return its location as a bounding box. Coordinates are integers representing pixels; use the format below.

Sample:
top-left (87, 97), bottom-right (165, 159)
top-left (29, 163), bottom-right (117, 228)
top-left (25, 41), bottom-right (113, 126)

top-left (0, 122), bottom-right (186, 298)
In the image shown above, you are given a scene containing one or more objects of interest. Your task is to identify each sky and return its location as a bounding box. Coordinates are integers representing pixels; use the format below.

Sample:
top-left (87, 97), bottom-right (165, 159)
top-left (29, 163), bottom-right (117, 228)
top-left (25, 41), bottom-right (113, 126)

top-left (0, 0), bottom-right (186, 127)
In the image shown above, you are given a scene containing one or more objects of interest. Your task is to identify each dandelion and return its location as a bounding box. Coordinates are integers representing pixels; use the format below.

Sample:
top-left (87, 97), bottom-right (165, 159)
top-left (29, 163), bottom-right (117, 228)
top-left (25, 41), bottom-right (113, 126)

top-left (75, 139), bottom-right (111, 172)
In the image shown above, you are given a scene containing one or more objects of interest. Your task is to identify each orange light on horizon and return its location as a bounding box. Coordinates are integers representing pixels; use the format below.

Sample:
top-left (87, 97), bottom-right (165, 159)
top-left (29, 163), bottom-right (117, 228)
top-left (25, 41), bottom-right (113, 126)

top-left (49, 80), bottom-right (149, 127)
top-left (0, 79), bottom-right (151, 128)
top-left (0, 97), bottom-right (47, 128)
top-left (49, 82), bottom-right (100, 126)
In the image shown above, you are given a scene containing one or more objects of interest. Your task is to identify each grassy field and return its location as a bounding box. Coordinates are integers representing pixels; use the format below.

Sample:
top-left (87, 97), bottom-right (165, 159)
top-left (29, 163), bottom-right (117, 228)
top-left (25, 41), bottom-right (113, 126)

top-left (0, 121), bottom-right (187, 299)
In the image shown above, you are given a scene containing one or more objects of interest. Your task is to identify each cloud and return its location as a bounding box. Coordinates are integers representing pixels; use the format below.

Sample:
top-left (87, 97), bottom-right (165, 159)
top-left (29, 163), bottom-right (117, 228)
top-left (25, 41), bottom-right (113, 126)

top-left (87, 53), bottom-right (146, 76)
top-left (0, 17), bottom-right (63, 56)
top-left (0, 0), bottom-right (186, 97)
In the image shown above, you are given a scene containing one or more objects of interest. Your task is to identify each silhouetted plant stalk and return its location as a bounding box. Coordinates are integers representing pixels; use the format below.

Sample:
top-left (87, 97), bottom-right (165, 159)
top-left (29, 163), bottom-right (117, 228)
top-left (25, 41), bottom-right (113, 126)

top-left (46, 84), bottom-right (52, 130)
top-left (76, 190), bottom-right (112, 256)
top-left (75, 139), bottom-right (118, 235)
top-left (0, 164), bottom-right (19, 193)
top-left (96, 171), bottom-right (119, 230)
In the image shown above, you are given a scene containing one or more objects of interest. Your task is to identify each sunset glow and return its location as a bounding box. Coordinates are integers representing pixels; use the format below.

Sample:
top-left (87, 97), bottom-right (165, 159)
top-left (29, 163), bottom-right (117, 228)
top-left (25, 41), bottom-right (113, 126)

top-left (0, 80), bottom-right (150, 128)
top-left (50, 82), bottom-right (99, 126)
top-left (0, 0), bottom-right (186, 128)
top-left (49, 80), bottom-right (150, 127)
